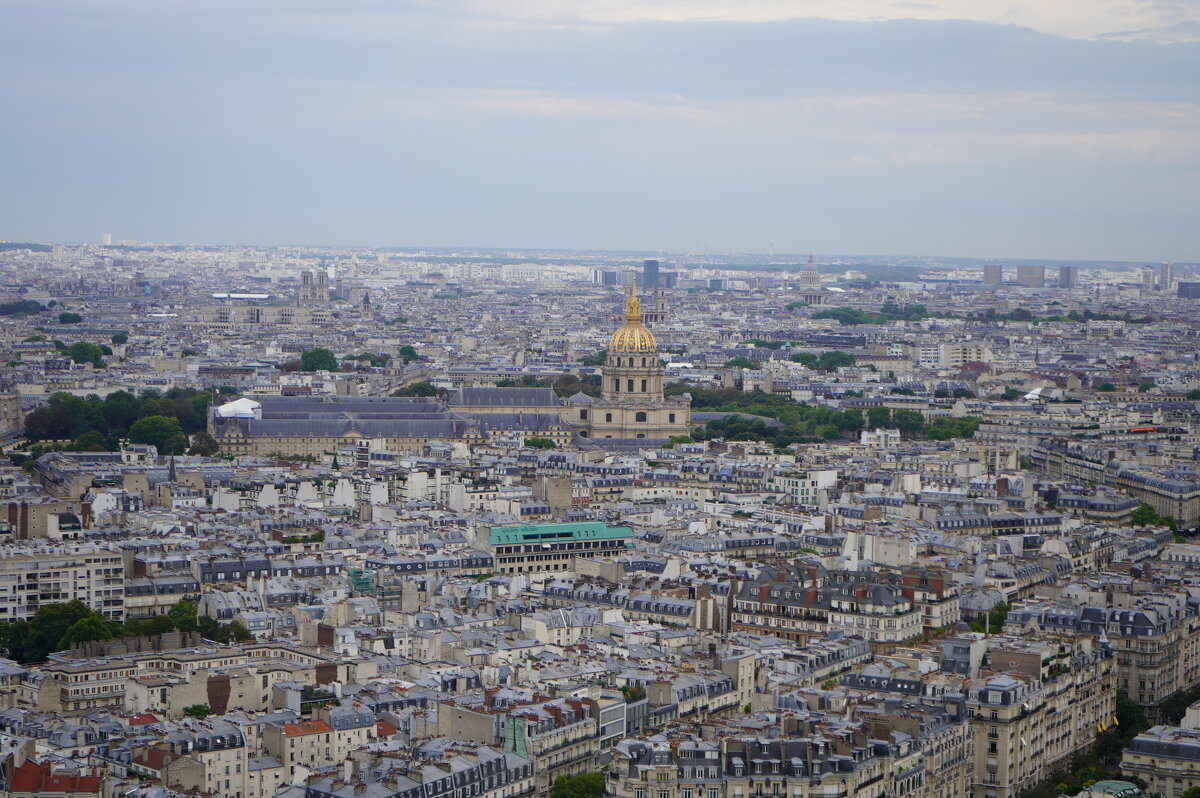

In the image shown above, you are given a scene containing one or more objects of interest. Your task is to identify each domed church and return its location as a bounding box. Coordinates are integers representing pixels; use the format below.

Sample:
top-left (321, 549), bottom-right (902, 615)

top-left (565, 280), bottom-right (692, 440)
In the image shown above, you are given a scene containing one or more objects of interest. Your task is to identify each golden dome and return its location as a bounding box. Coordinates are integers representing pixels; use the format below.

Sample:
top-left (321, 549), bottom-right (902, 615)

top-left (608, 279), bottom-right (657, 353)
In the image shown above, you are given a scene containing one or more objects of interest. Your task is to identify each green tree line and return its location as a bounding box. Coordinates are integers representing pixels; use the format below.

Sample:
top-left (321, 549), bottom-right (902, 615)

top-left (811, 302), bottom-right (932, 325)
top-left (22, 388), bottom-right (215, 456)
top-left (0, 599), bottom-right (253, 664)
top-left (675, 387), bottom-right (980, 446)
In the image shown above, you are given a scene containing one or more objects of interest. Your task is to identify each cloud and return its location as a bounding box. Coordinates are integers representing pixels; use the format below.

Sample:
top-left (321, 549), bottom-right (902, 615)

top-left (0, 1), bottom-right (1197, 258)
top-left (452, 0), bottom-right (1200, 42)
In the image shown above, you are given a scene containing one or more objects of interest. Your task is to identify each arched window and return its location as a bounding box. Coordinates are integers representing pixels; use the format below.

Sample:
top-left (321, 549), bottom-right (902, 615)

top-left (627, 379), bottom-right (634, 392)
top-left (641, 379), bottom-right (647, 392)
top-left (616, 357), bottom-right (622, 367)
top-left (636, 412), bottom-right (647, 422)
top-left (641, 357), bottom-right (647, 367)
top-left (636, 433), bottom-right (645, 438)
top-left (613, 379), bottom-right (619, 392)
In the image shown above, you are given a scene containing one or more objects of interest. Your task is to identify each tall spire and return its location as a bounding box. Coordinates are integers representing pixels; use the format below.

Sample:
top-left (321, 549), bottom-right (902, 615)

top-left (625, 277), bottom-right (642, 324)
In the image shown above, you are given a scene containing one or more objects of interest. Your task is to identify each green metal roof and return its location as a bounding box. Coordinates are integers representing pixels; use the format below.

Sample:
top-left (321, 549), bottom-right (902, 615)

top-left (489, 521), bottom-right (634, 546)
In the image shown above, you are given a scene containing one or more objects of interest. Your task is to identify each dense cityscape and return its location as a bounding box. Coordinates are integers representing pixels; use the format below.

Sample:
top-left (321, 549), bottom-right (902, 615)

top-left (0, 242), bottom-right (1193, 798)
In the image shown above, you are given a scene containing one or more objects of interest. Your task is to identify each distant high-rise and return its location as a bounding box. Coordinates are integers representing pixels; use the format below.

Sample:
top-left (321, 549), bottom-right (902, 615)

top-left (592, 270), bottom-right (619, 286)
top-left (1141, 266), bottom-right (1157, 294)
top-left (1016, 265), bottom-right (1045, 288)
top-left (1161, 261), bottom-right (1176, 292)
top-left (1178, 282), bottom-right (1200, 299)
top-left (982, 264), bottom-right (1003, 285)
top-left (100, 233), bottom-right (112, 246)
top-left (1058, 265), bottom-right (1078, 289)
top-left (642, 259), bottom-right (660, 290)
top-left (659, 271), bottom-right (678, 289)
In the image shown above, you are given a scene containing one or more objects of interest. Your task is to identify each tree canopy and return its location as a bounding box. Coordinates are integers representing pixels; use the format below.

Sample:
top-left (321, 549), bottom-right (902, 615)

top-left (548, 772), bottom-right (605, 798)
top-left (25, 388), bottom-right (213, 449)
top-left (810, 303), bottom-right (931, 325)
top-left (128, 415), bottom-right (188, 455)
top-left (0, 300), bottom-right (43, 316)
top-left (676, 386), bottom-right (981, 447)
top-left (723, 357), bottom-right (759, 370)
top-left (578, 349), bottom-right (607, 368)
top-left (1129, 502), bottom-right (1177, 531)
top-left (0, 600), bottom-right (115, 663)
top-left (299, 347), bottom-right (338, 372)
top-left (66, 341), bottom-right (105, 367)
top-left (790, 350), bottom-right (856, 370)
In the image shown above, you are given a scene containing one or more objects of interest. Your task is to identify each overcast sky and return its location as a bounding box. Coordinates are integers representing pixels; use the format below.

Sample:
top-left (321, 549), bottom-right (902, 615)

top-left (2, 0), bottom-right (1198, 261)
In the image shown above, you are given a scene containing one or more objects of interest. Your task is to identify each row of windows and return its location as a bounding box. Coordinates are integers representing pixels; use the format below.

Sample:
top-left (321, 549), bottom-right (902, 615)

top-left (585, 411), bottom-right (677, 423)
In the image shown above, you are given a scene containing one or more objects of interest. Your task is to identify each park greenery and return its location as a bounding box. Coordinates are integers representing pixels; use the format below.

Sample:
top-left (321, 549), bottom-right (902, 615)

top-left (671, 386), bottom-right (981, 447)
top-left (64, 341), bottom-right (106, 367)
top-left (57, 311), bottom-right (83, 324)
top-left (300, 347), bottom-right (338, 372)
top-left (790, 350), bottom-right (856, 370)
top-left (524, 437), bottom-right (557, 449)
top-left (0, 299), bottom-right (44, 317)
top-left (968, 307), bottom-right (1154, 325)
top-left (811, 302), bottom-right (933, 325)
top-left (723, 356), bottom-right (759, 370)
top-left (800, 303), bottom-right (1155, 328)
top-left (0, 599), bottom-right (252, 664)
top-left (20, 388), bottom-right (214, 458)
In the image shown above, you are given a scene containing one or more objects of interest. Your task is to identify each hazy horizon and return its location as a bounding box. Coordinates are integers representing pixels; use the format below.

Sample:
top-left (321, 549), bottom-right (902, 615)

top-left (2, 1), bottom-right (1198, 261)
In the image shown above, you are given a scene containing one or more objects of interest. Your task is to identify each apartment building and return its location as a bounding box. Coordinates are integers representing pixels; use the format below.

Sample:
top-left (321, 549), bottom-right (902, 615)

top-left (1007, 591), bottom-right (1200, 714)
top-left (437, 693), bottom-right (614, 792)
top-left (302, 744), bottom-right (535, 798)
top-left (262, 705), bottom-right (374, 782)
top-left (918, 343), bottom-right (992, 369)
top-left (0, 547), bottom-right (124, 622)
top-left (608, 709), bottom-right (941, 798)
top-left (732, 563), bottom-right (924, 649)
top-left (1121, 725), bottom-right (1200, 798)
